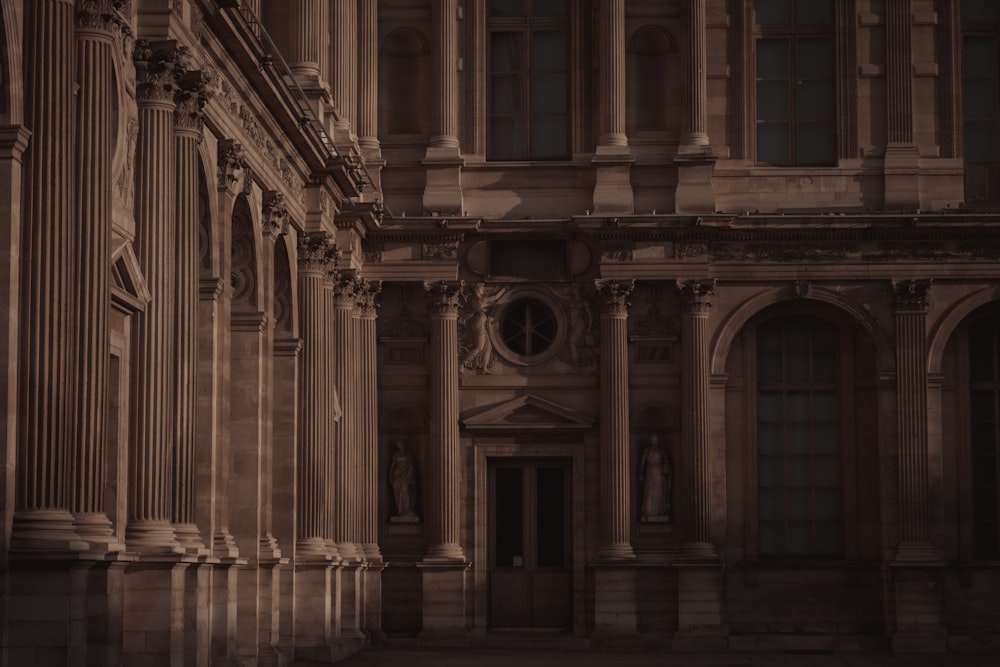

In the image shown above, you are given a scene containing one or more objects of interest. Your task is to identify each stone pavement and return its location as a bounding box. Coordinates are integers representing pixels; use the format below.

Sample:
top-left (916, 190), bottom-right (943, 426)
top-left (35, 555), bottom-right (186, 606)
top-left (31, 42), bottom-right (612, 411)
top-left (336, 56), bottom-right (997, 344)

top-left (332, 646), bottom-right (1000, 667)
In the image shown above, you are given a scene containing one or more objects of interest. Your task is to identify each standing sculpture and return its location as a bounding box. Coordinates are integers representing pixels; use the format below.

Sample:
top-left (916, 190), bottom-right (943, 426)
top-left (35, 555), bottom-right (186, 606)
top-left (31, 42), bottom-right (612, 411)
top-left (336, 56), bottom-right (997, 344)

top-left (639, 433), bottom-right (672, 522)
top-left (566, 283), bottom-right (595, 369)
top-left (389, 440), bottom-right (419, 521)
top-left (460, 282), bottom-right (507, 372)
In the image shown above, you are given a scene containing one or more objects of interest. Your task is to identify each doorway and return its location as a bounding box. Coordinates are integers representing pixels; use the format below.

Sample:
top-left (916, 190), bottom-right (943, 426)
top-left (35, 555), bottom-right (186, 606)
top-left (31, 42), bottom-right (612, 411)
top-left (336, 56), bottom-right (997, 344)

top-left (488, 458), bottom-right (571, 629)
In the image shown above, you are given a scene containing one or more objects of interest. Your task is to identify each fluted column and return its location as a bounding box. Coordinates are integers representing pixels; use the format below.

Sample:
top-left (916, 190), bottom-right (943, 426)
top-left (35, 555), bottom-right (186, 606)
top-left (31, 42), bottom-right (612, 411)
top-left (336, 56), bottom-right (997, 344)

top-left (355, 281), bottom-right (381, 560)
top-left (333, 275), bottom-right (361, 562)
top-left (430, 0), bottom-right (460, 149)
top-left (357, 0), bottom-right (379, 153)
top-left (677, 280), bottom-right (717, 559)
top-left (595, 280), bottom-right (635, 560)
top-left (289, 0), bottom-right (325, 84)
top-left (71, 0), bottom-right (125, 549)
top-left (597, 0), bottom-right (627, 148)
top-left (893, 280), bottom-right (936, 559)
top-left (331, 0), bottom-right (358, 132)
top-left (172, 70), bottom-right (210, 553)
top-left (10, 0), bottom-right (86, 552)
top-left (680, 0), bottom-right (711, 149)
top-left (423, 281), bottom-right (466, 561)
top-left (126, 40), bottom-right (186, 553)
top-left (297, 234), bottom-right (337, 560)
top-left (886, 0), bottom-right (913, 145)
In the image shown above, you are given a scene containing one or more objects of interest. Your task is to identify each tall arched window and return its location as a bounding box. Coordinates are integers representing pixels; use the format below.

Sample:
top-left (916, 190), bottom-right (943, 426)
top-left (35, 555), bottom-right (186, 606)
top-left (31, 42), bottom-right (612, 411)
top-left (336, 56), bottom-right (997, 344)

top-left (756, 315), bottom-right (841, 556)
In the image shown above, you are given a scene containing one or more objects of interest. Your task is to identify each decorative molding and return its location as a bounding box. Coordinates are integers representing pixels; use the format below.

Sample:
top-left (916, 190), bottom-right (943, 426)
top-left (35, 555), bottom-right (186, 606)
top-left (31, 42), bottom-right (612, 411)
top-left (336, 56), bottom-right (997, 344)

top-left (676, 242), bottom-right (708, 259)
top-left (793, 280), bottom-right (811, 298)
top-left (894, 279), bottom-right (932, 312)
top-left (422, 241), bottom-right (459, 260)
top-left (676, 279), bottom-right (716, 314)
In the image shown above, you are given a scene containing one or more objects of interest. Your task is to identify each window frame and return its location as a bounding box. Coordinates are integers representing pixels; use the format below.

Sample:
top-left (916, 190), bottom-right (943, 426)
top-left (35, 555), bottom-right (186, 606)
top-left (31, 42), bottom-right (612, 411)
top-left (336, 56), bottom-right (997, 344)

top-left (751, 0), bottom-right (838, 166)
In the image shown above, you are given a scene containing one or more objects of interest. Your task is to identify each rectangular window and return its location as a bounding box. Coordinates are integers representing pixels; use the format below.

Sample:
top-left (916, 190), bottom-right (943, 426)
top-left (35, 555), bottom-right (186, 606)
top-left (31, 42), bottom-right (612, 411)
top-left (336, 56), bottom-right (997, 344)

top-left (757, 316), bottom-right (841, 557)
top-left (754, 0), bottom-right (835, 165)
top-left (488, 1), bottom-right (570, 160)
top-left (968, 315), bottom-right (1000, 559)
top-left (962, 1), bottom-right (1000, 201)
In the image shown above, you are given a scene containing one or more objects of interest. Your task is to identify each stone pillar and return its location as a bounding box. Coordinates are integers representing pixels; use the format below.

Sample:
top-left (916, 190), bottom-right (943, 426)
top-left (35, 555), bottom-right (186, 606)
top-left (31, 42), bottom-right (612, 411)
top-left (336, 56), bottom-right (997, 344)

top-left (674, 0), bottom-right (716, 213)
top-left (10, 0), bottom-right (87, 553)
top-left (356, 279), bottom-right (384, 639)
top-left (126, 40), bottom-right (187, 554)
top-left (357, 0), bottom-right (380, 155)
top-left (72, 0), bottom-right (125, 550)
top-left (592, 0), bottom-right (634, 214)
top-left (674, 279), bottom-right (726, 650)
top-left (331, 0), bottom-right (357, 134)
top-left (172, 70), bottom-right (211, 555)
top-left (289, 0), bottom-right (326, 86)
top-left (419, 281), bottom-right (469, 643)
top-left (594, 280), bottom-right (635, 561)
top-left (294, 233), bottom-right (339, 658)
top-left (884, 1), bottom-right (919, 209)
top-left (423, 0), bottom-right (464, 215)
top-left (890, 279), bottom-right (944, 651)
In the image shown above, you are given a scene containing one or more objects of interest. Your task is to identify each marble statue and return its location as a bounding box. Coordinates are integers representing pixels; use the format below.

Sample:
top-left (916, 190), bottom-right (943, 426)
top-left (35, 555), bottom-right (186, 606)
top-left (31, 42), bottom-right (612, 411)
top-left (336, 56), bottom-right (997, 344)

top-left (389, 440), bottom-right (418, 520)
top-left (639, 433), bottom-right (672, 522)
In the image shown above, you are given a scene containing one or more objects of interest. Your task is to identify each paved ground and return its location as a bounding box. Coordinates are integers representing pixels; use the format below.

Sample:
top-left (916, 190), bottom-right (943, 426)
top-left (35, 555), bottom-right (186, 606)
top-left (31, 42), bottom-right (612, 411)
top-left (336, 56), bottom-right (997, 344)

top-left (334, 646), bottom-right (1000, 667)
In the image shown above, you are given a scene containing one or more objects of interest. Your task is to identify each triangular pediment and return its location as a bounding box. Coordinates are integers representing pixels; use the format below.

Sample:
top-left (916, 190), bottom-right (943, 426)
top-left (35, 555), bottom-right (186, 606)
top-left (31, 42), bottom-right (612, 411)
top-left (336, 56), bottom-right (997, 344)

top-left (461, 394), bottom-right (593, 433)
top-left (111, 241), bottom-right (151, 314)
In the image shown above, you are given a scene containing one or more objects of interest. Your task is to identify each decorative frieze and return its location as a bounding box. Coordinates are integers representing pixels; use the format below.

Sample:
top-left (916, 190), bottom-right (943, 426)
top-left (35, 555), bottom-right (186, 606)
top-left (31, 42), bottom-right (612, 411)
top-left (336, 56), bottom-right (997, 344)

top-left (422, 241), bottom-right (459, 261)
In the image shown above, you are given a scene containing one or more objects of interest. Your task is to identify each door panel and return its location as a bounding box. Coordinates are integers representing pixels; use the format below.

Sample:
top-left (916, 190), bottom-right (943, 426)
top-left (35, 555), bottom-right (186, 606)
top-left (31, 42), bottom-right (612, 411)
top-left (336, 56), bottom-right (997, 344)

top-left (489, 459), bottom-right (571, 629)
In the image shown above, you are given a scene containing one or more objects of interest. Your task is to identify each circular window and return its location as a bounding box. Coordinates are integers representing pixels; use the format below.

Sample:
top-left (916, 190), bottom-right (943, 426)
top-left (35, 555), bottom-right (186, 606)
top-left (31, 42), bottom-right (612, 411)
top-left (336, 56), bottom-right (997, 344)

top-left (499, 298), bottom-right (557, 357)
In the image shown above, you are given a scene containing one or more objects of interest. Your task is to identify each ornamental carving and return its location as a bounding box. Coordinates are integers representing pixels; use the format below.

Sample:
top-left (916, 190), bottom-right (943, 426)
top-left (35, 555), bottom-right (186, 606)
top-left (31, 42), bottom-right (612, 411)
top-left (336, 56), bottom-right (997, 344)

top-left (217, 140), bottom-right (245, 190)
top-left (76, 0), bottom-right (125, 32)
top-left (894, 279), bottom-right (932, 312)
top-left (601, 241), bottom-right (634, 262)
top-left (133, 40), bottom-right (189, 103)
top-left (712, 243), bottom-right (855, 262)
top-left (793, 280), bottom-right (811, 298)
top-left (174, 70), bottom-right (213, 133)
top-left (355, 280), bottom-right (382, 318)
top-left (380, 302), bottom-right (429, 339)
top-left (362, 241), bottom-right (384, 264)
top-left (562, 283), bottom-right (597, 371)
top-left (332, 273), bottom-right (358, 308)
top-left (115, 118), bottom-right (139, 210)
top-left (630, 285), bottom-right (677, 337)
top-left (297, 233), bottom-right (336, 274)
top-left (676, 279), bottom-right (716, 314)
top-left (424, 281), bottom-right (466, 316)
top-left (263, 191), bottom-right (289, 238)
top-left (459, 283), bottom-right (507, 373)
top-left (676, 243), bottom-right (708, 259)
top-left (422, 242), bottom-right (458, 261)
top-left (231, 216), bottom-right (257, 307)
top-left (595, 279), bottom-right (635, 316)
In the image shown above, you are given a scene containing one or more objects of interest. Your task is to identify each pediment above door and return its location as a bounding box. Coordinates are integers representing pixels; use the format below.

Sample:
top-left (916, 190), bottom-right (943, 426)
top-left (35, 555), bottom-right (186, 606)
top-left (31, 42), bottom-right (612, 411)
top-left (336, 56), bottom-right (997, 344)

top-left (461, 394), bottom-right (594, 433)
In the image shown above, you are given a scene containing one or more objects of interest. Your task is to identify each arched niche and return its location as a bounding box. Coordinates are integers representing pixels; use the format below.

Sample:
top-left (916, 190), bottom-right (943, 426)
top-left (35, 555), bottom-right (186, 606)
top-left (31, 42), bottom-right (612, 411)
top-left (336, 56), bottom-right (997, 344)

top-left (379, 403), bottom-right (429, 521)
top-left (273, 235), bottom-right (295, 336)
top-left (230, 194), bottom-right (259, 309)
top-left (379, 28), bottom-right (430, 136)
top-left (626, 25), bottom-right (677, 134)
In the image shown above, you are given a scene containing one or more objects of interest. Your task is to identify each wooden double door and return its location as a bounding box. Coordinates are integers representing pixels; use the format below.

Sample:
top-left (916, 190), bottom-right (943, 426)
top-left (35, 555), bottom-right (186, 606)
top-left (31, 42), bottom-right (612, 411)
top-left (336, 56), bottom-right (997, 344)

top-left (488, 458), bottom-right (571, 629)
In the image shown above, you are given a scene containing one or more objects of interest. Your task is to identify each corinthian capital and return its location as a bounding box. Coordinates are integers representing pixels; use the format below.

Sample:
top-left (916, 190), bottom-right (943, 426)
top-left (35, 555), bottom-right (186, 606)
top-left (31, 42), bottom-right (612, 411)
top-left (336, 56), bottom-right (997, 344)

top-left (595, 279), bottom-right (635, 316)
top-left (424, 281), bottom-right (466, 316)
top-left (894, 279), bottom-right (932, 313)
top-left (174, 70), bottom-right (213, 133)
top-left (75, 0), bottom-right (121, 32)
top-left (355, 279), bottom-right (382, 317)
top-left (134, 40), bottom-right (189, 104)
top-left (677, 279), bottom-right (716, 315)
top-left (297, 232), bottom-right (336, 275)
top-left (332, 272), bottom-right (358, 307)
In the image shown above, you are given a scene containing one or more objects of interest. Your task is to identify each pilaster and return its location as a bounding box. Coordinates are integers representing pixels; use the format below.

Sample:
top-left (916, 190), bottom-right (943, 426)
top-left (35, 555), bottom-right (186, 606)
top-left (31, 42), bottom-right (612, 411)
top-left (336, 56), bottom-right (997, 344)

top-left (674, 0), bottom-right (716, 213)
top-left (330, 0), bottom-right (358, 136)
top-left (357, 0), bottom-right (381, 157)
top-left (333, 275), bottom-right (361, 563)
top-left (594, 280), bottom-right (636, 561)
top-left (592, 0), bottom-right (634, 214)
top-left (423, 0), bottom-right (464, 215)
top-left (884, 1), bottom-right (919, 210)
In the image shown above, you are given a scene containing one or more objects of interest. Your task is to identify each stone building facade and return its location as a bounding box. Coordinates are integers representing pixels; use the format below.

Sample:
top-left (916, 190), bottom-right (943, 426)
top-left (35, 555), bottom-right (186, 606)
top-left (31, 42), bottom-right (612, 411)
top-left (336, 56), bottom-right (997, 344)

top-left (3, 0), bottom-right (1000, 665)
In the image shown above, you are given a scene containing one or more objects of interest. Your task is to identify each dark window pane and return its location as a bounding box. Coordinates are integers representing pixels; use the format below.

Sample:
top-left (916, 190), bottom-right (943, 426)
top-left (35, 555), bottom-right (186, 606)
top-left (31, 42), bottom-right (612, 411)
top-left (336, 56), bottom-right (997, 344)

top-left (786, 393), bottom-right (809, 422)
top-left (758, 328), bottom-right (783, 382)
top-left (814, 393), bottom-right (837, 421)
top-left (757, 81), bottom-right (790, 120)
top-left (532, 31), bottom-right (568, 70)
top-left (760, 521), bottom-right (783, 554)
top-left (797, 39), bottom-right (833, 78)
top-left (787, 523), bottom-right (811, 554)
top-left (494, 467), bottom-right (523, 567)
top-left (536, 467), bottom-right (565, 567)
top-left (759, 423), bottom-right (783, 455)
top-left (759, 487), bottom-right (783, 519)
top-left (971, 389), bottom-right (997, 421)
top-left (814, 427), bottom-right (838, 455)
top-left (492, 74), bottom-right (526, 114)
top-left (531, 114), bottom-right (569, 158)
top-left (797, 0), bottom-right (831, 24)
top-left (785, 323), bottom-right (810, 382)
top-left (531, 73), bottom-right (567, 113)
top-left (757, 39), bottom-right (790, 78)
top-left (964, 37), bottom-right (999, 77)
top-left (964, 77), bottom-right (1000, 120)
top-left (759, 392), bottom-right (783, 422)
top-left (491, 0), bottom-right (526, 17)
top-left (760, 456), bottom-right (784, 488)
top-left (963, 0), bottom-right (998, 22)
top-left (756, 0), bottom-right (790, 25)
top-left (965, 122), bottom-right (1000, 161)
top-left (532, 0), bottom-right (567, 17)
top-left (490, 116), bottom-right (527, 159)
top-left (798, 81), bottom-right (835, 121)
top-left (758, 122), bottom-right (791, 162)
top-left (814, 521), bottom-right (840, 553)
top-left (797, 122), bottom-right (836, 163)
top-left (973, 459), bottom-right (998, 492)
top-left (786, 458), bottom-right (811, 488)
top-left (491, 31), bottom-right (526, 71)
top-left (971, 422), bottom-right (997, 456)
top-left (814, 458), bottom-right (840, 488)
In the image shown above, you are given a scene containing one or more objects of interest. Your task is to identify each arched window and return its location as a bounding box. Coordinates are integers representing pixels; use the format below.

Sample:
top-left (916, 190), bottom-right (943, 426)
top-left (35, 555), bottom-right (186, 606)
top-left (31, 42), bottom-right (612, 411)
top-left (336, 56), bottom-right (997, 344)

top-left (967, 307), bottom-right (1000, 557)
top-left (626, 26), bottom-right (674, 133)
top-left (380, 28), bottom-right (429, 136)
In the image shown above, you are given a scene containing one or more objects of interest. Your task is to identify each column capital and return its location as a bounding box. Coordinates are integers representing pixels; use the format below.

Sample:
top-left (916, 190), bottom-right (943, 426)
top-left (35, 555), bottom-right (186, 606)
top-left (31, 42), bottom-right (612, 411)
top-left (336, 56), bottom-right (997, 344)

top-left (75, 0), bottom-right (128, 34)
top-left (355, 279), bottom-right (382, 318)
top-left (262, 190), bottom-right (289, 240)
top-left (894, 279), bottom-right (932, 313)
top-left (133, 40), bottom-right (190, 105)
top-left (424, 280), bottom-right (466, 316)
top-left (297, 232), bottom-right (337, 276)
top-left (594, 279), bottom-right (635, 316)
top-left (332, 272), bottom-right (357, 308)
top-left (174, 70), bottom-right (213, 135)
top-left (217, 139), bottom-right (246, 190)
top-left (677, 279), bottom-right (716, 314)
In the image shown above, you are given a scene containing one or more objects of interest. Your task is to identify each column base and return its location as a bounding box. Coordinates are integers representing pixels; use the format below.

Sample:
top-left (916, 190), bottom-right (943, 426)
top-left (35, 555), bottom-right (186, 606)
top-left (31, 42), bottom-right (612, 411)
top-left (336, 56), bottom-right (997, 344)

top-left (364, 560), bottom-right (386, 642)
top-left (174, 521), bottom-right (210, 557)
top-left (422, 147), bottom-right (464, 216)
top-left (592, 148), bottom-right (635, 215)
top-left (10, 509), bottom-right (89, 553)
top-left (123, 558), bottom-right (193, 667)
top-left (595, 542), bottom-right (636, 561)
top-left (883, 143), bottom-right (920, 211)
top-left (674, 561), bottom-right (727, 651)
top-left (673, 155), bottom-right (717, 214)
top-left (73, 511), bottom-right (125, 554)
top-left (417, 561), bottom-right (470, 644)
top-left (340, 561), bottom-right (366, 641)
top-left (125, 519), bottom-right (184, 555)
top-left (293, 559), bottom-right (336, 656)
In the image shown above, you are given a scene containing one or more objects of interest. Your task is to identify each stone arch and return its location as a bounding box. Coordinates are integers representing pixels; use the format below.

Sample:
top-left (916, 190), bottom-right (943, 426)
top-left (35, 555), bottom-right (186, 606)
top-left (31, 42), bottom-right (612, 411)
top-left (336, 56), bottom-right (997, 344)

top-left (710, 285), bottom-right (893, 376)
top-left (230, 193), bottom-right (259, 309)
top-left (379, 27), bottom-right (430, 136)
top-left (626, 25), bottom-right (677, 133)
top-left (928, 285), bottom-right (1000, 375)
top-left (273, 234), bottom-right (296, 337)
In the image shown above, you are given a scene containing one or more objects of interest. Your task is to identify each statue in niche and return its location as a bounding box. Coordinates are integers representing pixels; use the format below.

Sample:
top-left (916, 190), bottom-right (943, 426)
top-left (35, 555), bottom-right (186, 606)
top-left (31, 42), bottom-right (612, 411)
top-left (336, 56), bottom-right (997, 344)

top-left (639, 433), bottom-right (672, 522)
top-left (389, 440), bottom-right (419, 522)
top-left (460, 282), bottom-right (507, 373)
top-left (566, 283), bottom-right (596, 370)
